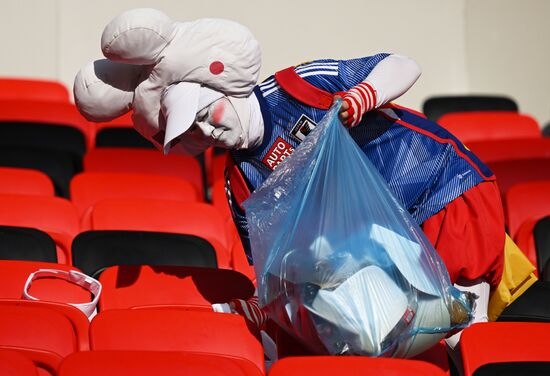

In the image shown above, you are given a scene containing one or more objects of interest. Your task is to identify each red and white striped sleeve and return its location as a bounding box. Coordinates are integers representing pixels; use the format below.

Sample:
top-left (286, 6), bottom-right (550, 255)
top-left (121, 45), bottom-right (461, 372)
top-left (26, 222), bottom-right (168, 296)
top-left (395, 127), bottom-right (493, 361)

top-left (342, 82), bottom-right (377, 127)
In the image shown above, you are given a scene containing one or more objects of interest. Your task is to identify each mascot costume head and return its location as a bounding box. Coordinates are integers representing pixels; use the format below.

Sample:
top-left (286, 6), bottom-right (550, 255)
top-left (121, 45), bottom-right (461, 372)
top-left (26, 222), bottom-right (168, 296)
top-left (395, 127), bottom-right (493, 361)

top-left (74, 8), bottom-right (262, 152)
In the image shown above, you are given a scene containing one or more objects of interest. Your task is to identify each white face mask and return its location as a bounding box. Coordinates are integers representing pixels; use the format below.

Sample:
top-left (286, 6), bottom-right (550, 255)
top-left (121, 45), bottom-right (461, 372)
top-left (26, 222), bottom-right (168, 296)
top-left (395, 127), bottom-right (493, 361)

top-left (175, 97), bottom-right (245, 155)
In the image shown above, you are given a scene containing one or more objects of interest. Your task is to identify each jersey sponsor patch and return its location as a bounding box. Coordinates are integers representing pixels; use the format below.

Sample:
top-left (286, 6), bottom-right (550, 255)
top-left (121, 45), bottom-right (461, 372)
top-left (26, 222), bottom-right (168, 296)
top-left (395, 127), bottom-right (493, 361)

top-left (290, 114), bottom-right (316, 143)
top-left (262, 137), bottom-right (295, 171)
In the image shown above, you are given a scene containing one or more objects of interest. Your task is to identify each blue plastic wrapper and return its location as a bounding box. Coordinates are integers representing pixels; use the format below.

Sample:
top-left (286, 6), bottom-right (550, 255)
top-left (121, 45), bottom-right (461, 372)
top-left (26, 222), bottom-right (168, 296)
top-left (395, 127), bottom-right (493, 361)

top-left (243, 101), bottom-right (476, 357)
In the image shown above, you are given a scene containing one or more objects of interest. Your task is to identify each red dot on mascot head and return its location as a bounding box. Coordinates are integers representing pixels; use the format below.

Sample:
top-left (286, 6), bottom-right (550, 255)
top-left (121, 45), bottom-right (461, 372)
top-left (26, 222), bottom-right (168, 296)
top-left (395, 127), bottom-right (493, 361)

top-left (209, 61), bottom-right (225, 75)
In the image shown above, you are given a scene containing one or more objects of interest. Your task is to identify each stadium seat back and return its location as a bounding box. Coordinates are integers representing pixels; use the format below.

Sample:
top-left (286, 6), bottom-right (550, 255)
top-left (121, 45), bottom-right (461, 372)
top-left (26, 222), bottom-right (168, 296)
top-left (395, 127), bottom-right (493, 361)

top-left (438, 112), bottom-right (540, 143)
top-left (72, 230), bottom-right (218, 278)
top-left (0, 78), bottom-right (70, 103)
top-left (0, 100), bottom-right (89, 197)
top-left (473, 361), bottom-right (550, 376)
top-left (0, 167), bottom-right (54, 196)
top-left (514, 218), bottom-right (544, 274)
top-left (0, 348), bottom-right (39, 376)
top-left (83, 148), bottom-right (204, 198)
top-left (0, 99), bottom-right (87, 129)
top-left (268, 356), bottom-right (446, 375)
top-left (0, 100), bottom-right (91, 146)
top-left (467, 138), bottom-right (550, 164)
top-left (0, 300), bottom-right (89, 352)
top-left (90, 309), bottom-right (265, 373)
top-left (422, 95), bottom-right (518, 121)
top-left (98, 265), bottom-right (254, 311)
top-left (0, 194), bottom-right (79, 263)
top-left (460, 322), bottom-right (550, 375)
top-left (535, 217), bottom-right (550, 280)
top-left (0, 260), bottom-right (91, 306)
top-left (498, 280), bottom-right (550, 322)
top-left (0, 122), bottom-right (86, 159)
top-left (59, 350), bottom-right (263, 376)
top-left (96, 128), bottom-right (155, 147)
top-left (505, 181), bottom-right (550, 238)
top-left (0, 226), bottom-right (57, 262)
top-left (89, 199), bottom-right (232, 267)
top-left (90, 112), bottom-right (152, 148)
top-left (0, 303), bottom-right (79, 357)
top-left (71, 172), bottom-right (200, 225)
top-left (0, 146), bottom-right (83, 198)
top-left (489, 158), bottom-right (550, 200)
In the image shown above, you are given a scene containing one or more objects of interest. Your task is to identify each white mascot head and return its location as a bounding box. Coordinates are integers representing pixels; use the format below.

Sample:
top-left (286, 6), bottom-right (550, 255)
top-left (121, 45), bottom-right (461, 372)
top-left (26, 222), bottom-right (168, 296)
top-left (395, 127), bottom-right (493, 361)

top-left (74, 8), bottom-right (262, 150)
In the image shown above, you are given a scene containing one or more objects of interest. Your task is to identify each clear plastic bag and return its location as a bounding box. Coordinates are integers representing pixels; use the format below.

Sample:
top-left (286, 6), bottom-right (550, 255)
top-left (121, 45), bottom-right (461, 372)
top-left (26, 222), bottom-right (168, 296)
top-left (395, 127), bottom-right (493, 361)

top-left (243, 102), bottom-right (476, 358)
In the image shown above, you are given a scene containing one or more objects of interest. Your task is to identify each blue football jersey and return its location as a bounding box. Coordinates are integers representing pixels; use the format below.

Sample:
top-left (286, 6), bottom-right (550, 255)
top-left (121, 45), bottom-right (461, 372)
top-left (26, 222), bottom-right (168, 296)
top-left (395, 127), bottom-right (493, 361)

top-left (227, 55), bottom-right (494, 263)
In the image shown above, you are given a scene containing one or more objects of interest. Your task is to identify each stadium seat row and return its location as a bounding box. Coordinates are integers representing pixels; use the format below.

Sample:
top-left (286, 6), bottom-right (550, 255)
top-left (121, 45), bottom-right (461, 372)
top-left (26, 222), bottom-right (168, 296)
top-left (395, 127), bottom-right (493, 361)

top-left (2, 296), bottom-right (550, 376)
top-left (1, 78), bottom-right (550, 376)
top-left (0, 193), bottom-right (251, 275)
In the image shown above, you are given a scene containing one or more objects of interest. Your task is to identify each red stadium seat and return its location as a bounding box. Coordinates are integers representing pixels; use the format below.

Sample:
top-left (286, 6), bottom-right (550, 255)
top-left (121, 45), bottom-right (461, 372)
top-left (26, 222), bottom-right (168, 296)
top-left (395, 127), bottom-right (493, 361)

top-left (460, 322), bottom-right (550, 376)
top-left (0, 260), bottom-right (91, 305)
top-left (89, 198), bottom-right (232, 268)
top-left (467, 138), bottom-right (550, 164)
top-left (0, 299), bottom-right (89, 352)
top-left (92, 112), bottom-right (132, 131)
top-left (0, 347), bottom-right (61, 376)
top-left (90, 112), bottom-right (158, 149)
top-left (70, 172), bottom-right (200, 227)
top-left (0, 99), bottom-right (89, 134)
top-left (0, 100), bottom-right (91, 196)
top-left (0, 348), bottom-right (39, 376)
top-left (0, 194), bottom-right (79, 264)
top-left (83, 148), bottom-right (204, 198)
top-left (505, 181), bottom-right (550, 270)
top-left (0, 78), bottom-right (70, 103)
top-left (268, 356), bottom-right (446, 375)
top-left (72, 230), bottom-right (218, 278)
top-left (90, 308), bottom-right (264, 373)
top-left (0, 167), bottom-right (54, 196)
top-left (422, 95), bottom-right (518, 122)
top-left (505, 181), bottom-right (550, 237)
top-left (438, 111), bottom-right (541, 143)
top-left (270, 326), bottom-right (449, 373)
top-left (0, 300), bottom-right (89, 359)
top-left (98, 265), bottom-right (255, 311)
top-left (0, 100), bottom-right (91, 147)
top-left (89, 112), bottom-right (132, 145)
top-left (412, 340), bottom-right (450, 374)
top-left (0, 226), bottom-right (57, 262)
top-left (59, 350), bottom-right (263, 376)
top-left (488, 158), bottom-right (550, 199)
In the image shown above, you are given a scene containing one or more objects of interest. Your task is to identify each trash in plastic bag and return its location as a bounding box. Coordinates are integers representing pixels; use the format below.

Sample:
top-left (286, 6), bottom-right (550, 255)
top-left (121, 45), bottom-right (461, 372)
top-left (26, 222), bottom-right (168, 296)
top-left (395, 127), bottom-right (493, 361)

top-left (243, 101), bottom-right (476, 358)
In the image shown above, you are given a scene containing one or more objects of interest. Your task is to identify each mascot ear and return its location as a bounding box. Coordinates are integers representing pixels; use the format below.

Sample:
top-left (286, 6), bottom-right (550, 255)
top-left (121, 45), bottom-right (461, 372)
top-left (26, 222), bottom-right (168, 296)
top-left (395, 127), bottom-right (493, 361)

top-left (101, 8), bottom-right (176, 64)
top-left (73, 59), bottom-right (146, 122)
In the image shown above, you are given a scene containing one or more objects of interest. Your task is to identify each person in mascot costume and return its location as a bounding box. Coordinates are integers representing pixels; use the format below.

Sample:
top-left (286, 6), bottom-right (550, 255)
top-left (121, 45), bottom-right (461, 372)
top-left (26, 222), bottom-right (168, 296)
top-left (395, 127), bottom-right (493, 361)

top-left (74, 7), bottom-right (537, 366)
